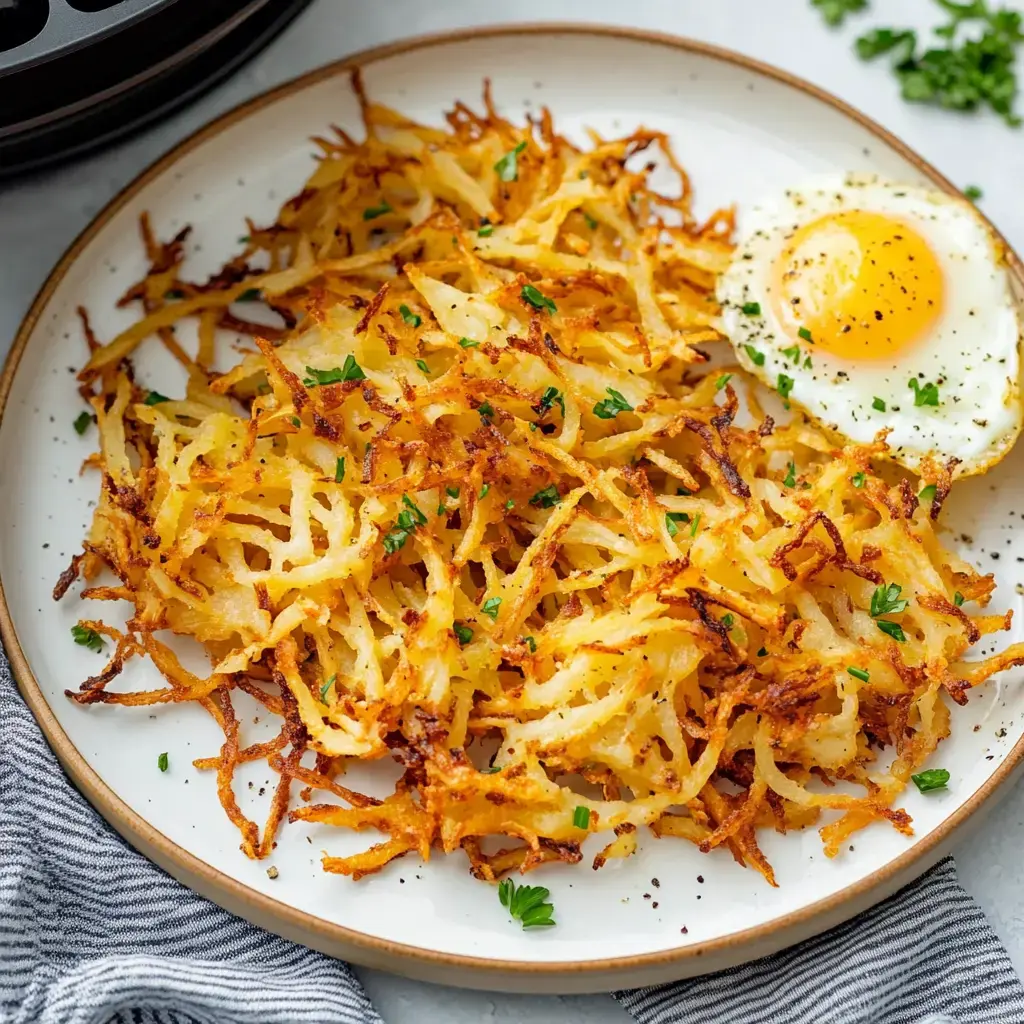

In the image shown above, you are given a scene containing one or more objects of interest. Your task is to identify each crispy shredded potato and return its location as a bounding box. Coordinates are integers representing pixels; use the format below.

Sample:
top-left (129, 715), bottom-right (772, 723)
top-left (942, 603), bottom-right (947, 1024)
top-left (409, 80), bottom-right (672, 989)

top-left (60, 74), bottom-right (1024, 886)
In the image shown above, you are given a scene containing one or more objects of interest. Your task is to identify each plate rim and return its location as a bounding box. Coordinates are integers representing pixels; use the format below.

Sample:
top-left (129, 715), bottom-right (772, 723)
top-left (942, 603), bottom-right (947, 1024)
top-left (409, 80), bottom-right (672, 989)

top-left (3, 21), bottom-right (1023, 984)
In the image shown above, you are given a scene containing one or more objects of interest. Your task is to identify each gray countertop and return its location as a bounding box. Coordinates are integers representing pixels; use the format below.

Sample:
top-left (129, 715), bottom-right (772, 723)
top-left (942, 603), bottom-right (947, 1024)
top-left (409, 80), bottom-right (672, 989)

top-left (3, 1), bottom-right (1024, 1020)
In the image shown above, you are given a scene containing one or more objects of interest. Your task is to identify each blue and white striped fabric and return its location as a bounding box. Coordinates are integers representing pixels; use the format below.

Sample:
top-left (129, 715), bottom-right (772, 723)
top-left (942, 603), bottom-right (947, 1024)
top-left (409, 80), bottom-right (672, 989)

top-left (4, 645), bottom-right (1024, 1024)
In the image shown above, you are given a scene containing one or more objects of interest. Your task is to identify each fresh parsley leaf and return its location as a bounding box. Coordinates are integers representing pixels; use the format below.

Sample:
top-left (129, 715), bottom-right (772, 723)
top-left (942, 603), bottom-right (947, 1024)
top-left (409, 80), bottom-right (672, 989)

top-left (741, 301), bottom-right (762, 315)
top-left (399, 304), bottom-right (422, 328)
top-left (690, 512), bottom-right (701, 537)
top-left (573, 805), bottom-right (591, 830)
top-left (401, 494), bottom-right (428, 526)
top-left (583, 211), bottom-right (599, 230)
top-left (479, 483), bottom-right (490, 499)
top-left (415, 359), bottom-right (430, 373)
top-left (721, 613), bottom-right (734, 629)
top-left (877, 619), bottom-right (907, 642)
top-left (965, 184), bottom-right (984, 201)
top-left (144, 391), bottom-right (170, 406)
top-left (812, 0), bottom-right (868, 27)
top-left (363, 201), bottom-right (392, 220)
top-left (872, 397), bottom-right (887, 412)
top-left (954, 591), bottom-right (965, 606)
top-left (852, 472), bottom-right (866, 488)
top-left (847, 666), bottom-right (870, 682)
top-left (481, 596), bottom-right (502, 620)
top-left (911, 768), bottom-right (950, 793)
top-left (783, 461), bottom-right (797, 488)
top-left (797, 326), bottom-right (813, 342)
top-left (498, 878), bottom-right (556, 929)
top-left (335, 457), bottom-right (345, 483)
top-left (478, 223), bottom-right (495, 237)
top-left (530, 484), bottom-right (561, 508)
top-left (909, 378), bottom-right (940, 406)
top-left (454, 623), bottom-right (473, 645)
top-left (446, 486), bottom-right (460, 499)
top-left (505, 498), bottom-right (515, 510)
top-left (320, 675), bottom-right (336, 702)
top-left (744, 345), bottom-right (766, 367)
top-left (523, 636), bottom-right (537, 653)
top-left (776, 373), bottom-right (795, 400)
top-left (521, 284), bottom-right (557, 314)
top-left (383, 527), bottom-right (412, 554)
top-left (871, 582), bottom-right (909, 618)
top-left (592, 387), bottom-right (634, 419)
top-left (665, 511), bottom-right (690, 537)
top-left (537, 386), bottom-right (565, 418)
top-left (715, 373), bottom-right (733, 391)
top-left (73, 411), bottom-right (92, 435)
top-left (919, 483), bottom-right (937, 503)
top-left (781, 344), bottom-right (801, 362)
top-left (303, 355), bottom-right (366, 386)
top-left (459, 337), bottom-right (480, 348)
top-left (71, 624), bottom-right (105, 653)
top-left (803, 354), bottom-right (813, 369)
top-left (158, 752), bottom-right (169, 772)
top-left (494, 141), bottom-right (527, 182)
top-left (290, 416), bottom-right (301, 428)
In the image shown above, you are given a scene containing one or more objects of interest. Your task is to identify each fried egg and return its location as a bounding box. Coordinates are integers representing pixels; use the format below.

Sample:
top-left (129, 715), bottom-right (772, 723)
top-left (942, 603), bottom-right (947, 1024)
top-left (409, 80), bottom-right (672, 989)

top-left (717, 173), bottom-right (1023, 477)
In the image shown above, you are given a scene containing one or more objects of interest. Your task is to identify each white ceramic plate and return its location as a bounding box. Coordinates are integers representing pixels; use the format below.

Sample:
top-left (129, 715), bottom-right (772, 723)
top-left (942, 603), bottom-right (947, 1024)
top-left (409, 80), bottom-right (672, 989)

top-left (3, 26), bottom-right (1024, 994)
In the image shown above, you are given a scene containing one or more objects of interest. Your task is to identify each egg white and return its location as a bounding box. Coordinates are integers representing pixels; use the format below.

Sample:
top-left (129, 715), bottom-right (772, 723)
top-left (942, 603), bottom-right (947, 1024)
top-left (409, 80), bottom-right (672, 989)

top-left (717, 173), bottom-right (1023, 477)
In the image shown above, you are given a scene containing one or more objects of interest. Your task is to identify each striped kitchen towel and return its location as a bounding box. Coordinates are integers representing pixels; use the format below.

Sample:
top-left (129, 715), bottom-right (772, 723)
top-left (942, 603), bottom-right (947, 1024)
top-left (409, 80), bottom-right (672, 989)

top-left (3, 645), bottom-right (1024, 1024)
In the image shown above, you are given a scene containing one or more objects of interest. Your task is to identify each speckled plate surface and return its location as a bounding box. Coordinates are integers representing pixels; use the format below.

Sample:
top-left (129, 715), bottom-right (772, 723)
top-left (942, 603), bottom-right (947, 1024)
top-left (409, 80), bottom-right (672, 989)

top-left (2, 25), bottom-right (1024, 994)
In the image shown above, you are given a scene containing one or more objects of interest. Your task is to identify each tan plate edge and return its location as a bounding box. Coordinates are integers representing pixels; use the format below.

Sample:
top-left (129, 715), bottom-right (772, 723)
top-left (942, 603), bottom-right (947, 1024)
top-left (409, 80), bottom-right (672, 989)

top-left (3, 22), bottom-right (1024, 990)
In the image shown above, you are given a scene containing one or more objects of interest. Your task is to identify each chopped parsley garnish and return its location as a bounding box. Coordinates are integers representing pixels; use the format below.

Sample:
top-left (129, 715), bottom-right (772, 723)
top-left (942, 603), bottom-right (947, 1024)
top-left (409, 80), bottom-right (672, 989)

top-left (783, 461), bottom-right (797, 488)
top-left (415, 359), bottom-right (430, 373)
top-left (847, 666), bottom-right (870, 682)
top-left (855, 3), bottom-right (1024, 127)
top-left (454, 623), bottom-right (473, 645)
top-left (690, 512), bottom-right (701, 537)
top-left (362, 201), bottom-right (392, 220)
top-left (480, 765), bottom-right (502, 774)
top-left (744, 345), bottom-right (766, 367)
top-left (335, 457), bottom-right (345, 483)
top-left (583, 211), bottom-right (599, 230)
top-left (144, 391), bottom-right (170, 406)
top-left (481, 596), bottom-right (502, 620)
top-left (237, 288), bottom-right (261, 302)
top-left (781, 345), bottom-right (801, 362)
top-left (459, 337), bottom-right (480, 348)
top-left (741, 301), bottom-right (762, 315)
top-left (909, 378), bottom-right (940, 407)
top-left (721, 613), bottom-right (734, 629)
top-left (478, 402), bottom-right (495, 421)
top-left (383, 495), bottom-right (428, 554)
top-left (537, 386), bottom-right (565, 417)
top-left (852, 472), bottom-right (866, 488)
top-left (479, 483), bottom-right (490, 499)
top-left (530, 484), bottom-right (561, 509)
top-left (797, 326), bottom-right (813, 342)
top-left (872, 397), bottom-right (887, 412)
top-left (776, 373), bottom-right (795, 400)
top-left (812, 0), bottom-right (867, 27)
top-left (290, 416), bottom-right (301, 428)
top-left (592, 387), bottom-right (634, 419)
top-left (715, 373), bottom-right (733, 391)
top-left (399, 304), bottom-right (422, 328)
top-left (965, 184), bottom-right (984, 201)
top-left (320, 675), bottom-right (336, 702)
top-left (303, 355), bottom-right (366, 386)
top-left (158, 752), bottom-right (169, 773)
top-left (911, 768), bottom-right (950, 793)
top-left (521, 284), bottom-right (557, 314)
top-left (803, 354), bottom-right (813, 369)
top-left (494, 140), bottom-right (527, 182)
top-left (71, 624), bottom-right (105, 653)
top-left (954, 591), bottom-right (965, 607)
top-left (573, 805), bottom-right (591, 830)
top-left (523, 636), bottom-right (537, 653)
top-left (446, 486), bottom-right (460, 499)
top-left (871, 582), bottom-right (909, 618)
top-left (73, 411), bottom-right (92, 435)
top-left (498, 878), bottom-right (555, 929)
top-left (919, 483), bottom-right (937, 503)
top-left (478, 223), bottom-right (495, 237)
top-left (402, 494), bottom-right (428, 526)
top-left (505, 498), bottom-right (515, 510)
top-left (665, 511), bottom-right (690, 537)
top-left (876, 619), bottom-right (907, 642)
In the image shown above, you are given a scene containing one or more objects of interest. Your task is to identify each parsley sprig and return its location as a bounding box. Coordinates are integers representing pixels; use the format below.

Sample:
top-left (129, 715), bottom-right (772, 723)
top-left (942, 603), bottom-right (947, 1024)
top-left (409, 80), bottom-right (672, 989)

top-left (593, 387), bottom-right (634, 420)
top-left (498, 878), bottom-right (556, 929)
top-left (303, 355), bottom-right (366, 387)
top-left (812, 0), bottom-right (868, 27)
top-left (71, 624), bottom-right (105, 653)
top-left (383, 495), bottom-right (428, 555)
top-left (870, 581), bottom-right (909, 642)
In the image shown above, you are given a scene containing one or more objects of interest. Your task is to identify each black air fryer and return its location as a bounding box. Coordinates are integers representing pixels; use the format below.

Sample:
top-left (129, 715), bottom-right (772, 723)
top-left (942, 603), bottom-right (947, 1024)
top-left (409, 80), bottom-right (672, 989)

top-left (0, 0), bottom-right (314, 177)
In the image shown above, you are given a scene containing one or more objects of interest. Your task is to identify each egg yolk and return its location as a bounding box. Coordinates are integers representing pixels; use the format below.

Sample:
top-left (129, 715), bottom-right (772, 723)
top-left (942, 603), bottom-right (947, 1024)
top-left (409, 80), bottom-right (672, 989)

top-left (771, 210), bottom-right (944, 360)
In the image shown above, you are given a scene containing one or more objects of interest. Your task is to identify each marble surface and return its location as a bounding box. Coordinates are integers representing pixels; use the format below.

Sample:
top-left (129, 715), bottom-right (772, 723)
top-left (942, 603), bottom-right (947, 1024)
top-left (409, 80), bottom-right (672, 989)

top-left (3, 1), bottom-right (1024, 1020)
